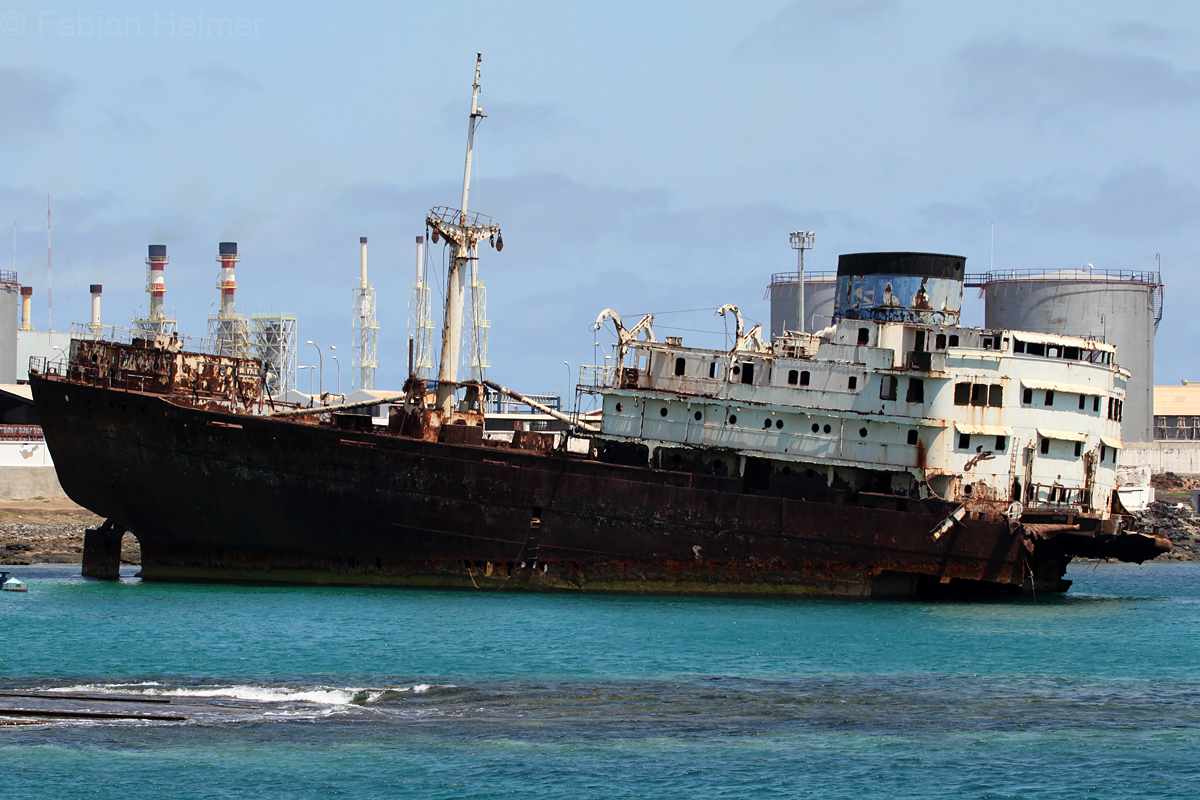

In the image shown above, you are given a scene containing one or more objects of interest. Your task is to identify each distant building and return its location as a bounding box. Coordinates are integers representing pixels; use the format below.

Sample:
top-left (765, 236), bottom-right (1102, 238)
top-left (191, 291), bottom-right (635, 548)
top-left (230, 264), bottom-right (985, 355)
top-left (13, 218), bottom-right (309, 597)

top-left (1153, 382), bottom-right (1200, 440)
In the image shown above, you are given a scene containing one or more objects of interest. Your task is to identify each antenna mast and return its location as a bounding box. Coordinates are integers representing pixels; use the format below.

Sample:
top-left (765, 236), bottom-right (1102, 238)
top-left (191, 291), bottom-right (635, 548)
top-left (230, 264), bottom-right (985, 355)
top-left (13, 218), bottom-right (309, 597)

top-left (428, 53), bottom-right (502, 413)
top-left (46, 197), bottom-right (52, 333)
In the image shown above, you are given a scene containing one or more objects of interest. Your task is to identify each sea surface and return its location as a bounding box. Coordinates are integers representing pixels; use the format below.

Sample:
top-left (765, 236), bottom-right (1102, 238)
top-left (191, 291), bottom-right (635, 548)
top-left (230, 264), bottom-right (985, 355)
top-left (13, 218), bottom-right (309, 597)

top-left (1, 562), bottom-right (1198, 799)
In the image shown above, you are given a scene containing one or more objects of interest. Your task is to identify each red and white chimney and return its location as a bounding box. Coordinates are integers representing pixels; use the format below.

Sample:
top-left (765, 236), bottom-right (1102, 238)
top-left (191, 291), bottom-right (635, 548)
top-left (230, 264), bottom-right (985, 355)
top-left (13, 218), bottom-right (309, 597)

top-left (146, 244), bottom-right (167, 320)
top-left (218, 242), bottom-right (239, 317)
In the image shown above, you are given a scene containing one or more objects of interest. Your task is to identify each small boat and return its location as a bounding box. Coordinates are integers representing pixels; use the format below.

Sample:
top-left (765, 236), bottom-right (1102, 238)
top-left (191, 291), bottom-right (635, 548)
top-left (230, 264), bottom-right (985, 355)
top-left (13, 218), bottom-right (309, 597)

top-left (1, 572), bottom-right (28, 592)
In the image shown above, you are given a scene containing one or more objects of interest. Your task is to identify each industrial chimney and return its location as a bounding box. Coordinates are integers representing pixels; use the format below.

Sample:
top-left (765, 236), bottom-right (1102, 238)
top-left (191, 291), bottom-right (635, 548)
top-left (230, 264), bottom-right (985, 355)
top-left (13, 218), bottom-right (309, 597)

top-left (360, 236), bottom-right (368, 285)
top-left (19, 287), bottom-right (32, 331)
top-left (218, 242), bottom-right (239, 316)
top-left (146, 244), bottom-right (167, 320)
top-left (90, 284), bottom-right (102, 331)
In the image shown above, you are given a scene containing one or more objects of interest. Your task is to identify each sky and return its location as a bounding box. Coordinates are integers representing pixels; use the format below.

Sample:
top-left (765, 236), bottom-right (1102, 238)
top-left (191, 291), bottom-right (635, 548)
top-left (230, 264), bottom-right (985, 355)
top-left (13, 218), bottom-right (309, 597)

top-left (1, 0), bottom-right (1198, 402)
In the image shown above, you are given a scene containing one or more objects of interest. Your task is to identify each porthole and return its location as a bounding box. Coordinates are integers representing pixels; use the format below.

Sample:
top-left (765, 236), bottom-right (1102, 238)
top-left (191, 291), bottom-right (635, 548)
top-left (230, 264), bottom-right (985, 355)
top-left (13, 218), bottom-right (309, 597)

top-left (823, 424), bottom-right (831, 434)
top-left (859, 428), bottom-right (868, 437)
top-left (615, 402), bottom-right (623, 412)
top-left (763, 419), bottom-right (772, 429)
top-left (811, 423), bottom-right (819, 433)
top-left (694, 411), bottom-right (702, 421)
top-left (732, 365), bottom-right (741, 376)
top-left (775, 419), bottom-right (783, 429)
top-left (659, 407), bottom-right (668, 417)
top-left (728, 414), bottom-right (738, 425)
top-left (64, 395), bottom-right (69, 402)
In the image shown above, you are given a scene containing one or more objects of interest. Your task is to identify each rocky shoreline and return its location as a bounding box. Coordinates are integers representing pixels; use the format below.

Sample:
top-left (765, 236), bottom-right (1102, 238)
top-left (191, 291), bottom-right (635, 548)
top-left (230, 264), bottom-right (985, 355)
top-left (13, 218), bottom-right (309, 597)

top-left (0, 499), bottom-right (140, 566)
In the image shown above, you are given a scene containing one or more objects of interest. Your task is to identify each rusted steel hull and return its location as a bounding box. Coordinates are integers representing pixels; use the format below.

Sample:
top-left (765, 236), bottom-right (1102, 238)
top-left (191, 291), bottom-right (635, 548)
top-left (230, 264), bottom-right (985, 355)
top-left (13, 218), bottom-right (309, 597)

top-left (30, 374), bottom-right (1164, 597)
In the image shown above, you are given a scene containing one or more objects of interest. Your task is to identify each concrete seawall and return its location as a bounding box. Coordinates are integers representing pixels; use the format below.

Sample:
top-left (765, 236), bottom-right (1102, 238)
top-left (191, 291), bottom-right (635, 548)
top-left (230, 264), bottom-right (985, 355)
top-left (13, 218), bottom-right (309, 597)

top-left (1123, 442), bottom-right (1200, 476)
top-left (0, 466), bottom-right (67, 500)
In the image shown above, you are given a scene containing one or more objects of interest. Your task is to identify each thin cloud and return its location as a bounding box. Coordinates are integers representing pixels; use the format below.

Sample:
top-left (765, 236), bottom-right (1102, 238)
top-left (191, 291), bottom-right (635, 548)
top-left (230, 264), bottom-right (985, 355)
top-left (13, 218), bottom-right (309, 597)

top-left (951, 38), bottom-right (1200, 120)
top-left (0, 67), bottom-right (73, 144)
top-left (735, 0), bottom-right (901, 56)
top-left (186, 65), bottom-right (263, 95)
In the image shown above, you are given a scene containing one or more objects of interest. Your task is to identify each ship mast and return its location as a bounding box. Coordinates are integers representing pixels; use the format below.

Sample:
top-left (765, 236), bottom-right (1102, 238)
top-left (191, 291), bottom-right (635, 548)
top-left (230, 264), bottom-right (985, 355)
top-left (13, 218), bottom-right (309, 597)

top-left (428, 53), bottom-right (501, 414)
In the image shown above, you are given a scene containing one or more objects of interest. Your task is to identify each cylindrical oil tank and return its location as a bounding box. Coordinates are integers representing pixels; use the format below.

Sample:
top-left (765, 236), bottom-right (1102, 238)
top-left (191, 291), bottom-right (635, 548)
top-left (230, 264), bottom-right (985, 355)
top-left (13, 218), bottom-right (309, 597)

top-left (979, 269), bottom-right (1162, 442)
top-left (767, 271), bottom-right (837, 336)
top-left (0, 272), bottom-right (20, 383)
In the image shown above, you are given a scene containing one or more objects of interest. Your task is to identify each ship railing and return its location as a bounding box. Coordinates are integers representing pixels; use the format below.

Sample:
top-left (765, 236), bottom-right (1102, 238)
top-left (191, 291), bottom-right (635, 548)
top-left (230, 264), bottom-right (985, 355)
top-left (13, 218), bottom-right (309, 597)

top-left (0, 424), bottom-right (43, 441)
top-left (427, 206), bottom-right (494, 229)
top-left (1025, 483), bottom-right (1086, 510)
top-left (578, 364), bottom-right (620, 390)
top-left (69, 322), bottom-right (223, 356)
top-left (964, 268), bottom-right (1161, 287)
top-left (29, 355), bottom-right (69, 377)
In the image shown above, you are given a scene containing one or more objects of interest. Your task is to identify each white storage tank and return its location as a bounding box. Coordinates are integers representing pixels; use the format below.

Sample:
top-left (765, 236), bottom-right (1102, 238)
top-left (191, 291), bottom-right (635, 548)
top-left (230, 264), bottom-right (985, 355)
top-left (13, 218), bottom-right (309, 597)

top-left (767, 271), bottom-right (837, 337)
top-left (974, 268), bottom-right (1162, 442)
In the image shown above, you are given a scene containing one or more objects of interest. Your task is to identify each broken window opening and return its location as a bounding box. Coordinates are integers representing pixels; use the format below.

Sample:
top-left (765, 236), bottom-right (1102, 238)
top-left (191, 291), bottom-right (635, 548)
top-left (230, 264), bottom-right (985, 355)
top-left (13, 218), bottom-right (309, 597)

top-left (674, 357), bottom-right (686, 376)
top-left (880, 375), bottom-right (898, 401)
top-left (787, 369), bottom-right (799, 385)
top-left (906, 378), bottom-right (925, 404)
top-left (988, 384), bottom-right (1003, 407)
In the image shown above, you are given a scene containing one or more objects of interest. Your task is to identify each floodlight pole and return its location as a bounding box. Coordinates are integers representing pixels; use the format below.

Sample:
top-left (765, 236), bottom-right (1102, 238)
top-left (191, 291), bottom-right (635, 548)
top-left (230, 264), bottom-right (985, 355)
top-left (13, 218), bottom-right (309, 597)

top-left (789, 231), bottom-right (815, 333)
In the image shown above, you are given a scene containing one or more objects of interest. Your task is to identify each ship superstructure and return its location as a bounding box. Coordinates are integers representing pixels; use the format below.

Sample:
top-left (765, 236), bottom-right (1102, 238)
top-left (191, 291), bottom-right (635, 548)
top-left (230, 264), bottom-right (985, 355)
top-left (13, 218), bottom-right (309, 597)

top-left (586, 252), bottom-right (1126, 526)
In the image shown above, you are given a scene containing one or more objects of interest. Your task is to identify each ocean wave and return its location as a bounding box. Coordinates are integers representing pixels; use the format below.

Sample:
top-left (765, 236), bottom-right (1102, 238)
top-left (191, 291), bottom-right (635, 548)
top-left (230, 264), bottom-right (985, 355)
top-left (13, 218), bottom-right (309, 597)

top-left (44, 682), bottom-right (440, 706)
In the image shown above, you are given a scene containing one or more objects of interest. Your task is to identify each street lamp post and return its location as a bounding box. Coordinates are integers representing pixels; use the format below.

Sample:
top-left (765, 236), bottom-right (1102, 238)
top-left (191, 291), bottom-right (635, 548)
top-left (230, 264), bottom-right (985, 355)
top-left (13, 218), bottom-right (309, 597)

top-left (331, 354), bottom-right (341, 398)
top-left (306, 341), bottom-right (322, 396)
top-left (563, 360), bottom-right (571, 415)
top-left (298, 365), bottom-right (314, 397)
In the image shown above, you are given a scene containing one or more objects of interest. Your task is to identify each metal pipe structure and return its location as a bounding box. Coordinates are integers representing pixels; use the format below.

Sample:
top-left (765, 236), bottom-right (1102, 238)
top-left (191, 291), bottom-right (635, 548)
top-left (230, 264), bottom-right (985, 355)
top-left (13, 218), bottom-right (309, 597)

top-left (19, 287), bottom-right (32, 332)
top-left (89, 284), bottom-right (102, 331)
top-left (483, 380), bottom-right (600, 433)
top-left (360, 236), bottom-right (368, 285)
top-left (147, 244), bottom-right (168, 320)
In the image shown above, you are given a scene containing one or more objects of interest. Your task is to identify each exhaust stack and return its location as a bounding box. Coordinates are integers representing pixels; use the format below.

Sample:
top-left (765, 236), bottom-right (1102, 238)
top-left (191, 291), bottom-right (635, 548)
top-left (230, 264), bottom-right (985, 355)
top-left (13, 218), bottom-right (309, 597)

top-left (360, 236), bottom-right (368, 285)
top-left (19, 287), bottom-right (32, 331)
top-left (146, 244), bottom-right (168, 320)
top-left (218, 242), bottom-right (239, 317)
top-left (90, 284), bottom-right (102, 330)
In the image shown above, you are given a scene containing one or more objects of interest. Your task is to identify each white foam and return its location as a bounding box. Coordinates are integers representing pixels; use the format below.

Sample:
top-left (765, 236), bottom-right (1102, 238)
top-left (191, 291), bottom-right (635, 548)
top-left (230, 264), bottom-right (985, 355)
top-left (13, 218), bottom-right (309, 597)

top-left (46, 682), bottom-right (437, 706)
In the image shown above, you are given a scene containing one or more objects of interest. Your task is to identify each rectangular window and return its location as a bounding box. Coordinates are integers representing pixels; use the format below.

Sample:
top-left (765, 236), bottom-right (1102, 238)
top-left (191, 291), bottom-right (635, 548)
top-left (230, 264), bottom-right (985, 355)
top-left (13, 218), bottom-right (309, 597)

top-left (1079, 394), bottom-right (1086, 410)
top-left (948, 335), bottom-right (959, 347)
top-left (787, 369), bottom-right (799, 386)
top-left (971, 384), bottom-right (988, 406)
top-left (907, 429), bottom-right (919, 445)
top-left (988, 385), bottom-right (1003, 407)
top-left (1040, 437), bottom-right (1050, 455)
top-left (936, 333), bottom-right (947, 350)
top-left (800, 370), bottom-right (810, 386)
top-left (1022, 388), bottom-right (1033, 405)
top-left (857, 328), bottom-right (870, 345)
top-left (1014, 340), bottom-right (1026, 354)
top-left (1064, 346), bottom-right (1080, 360)
top-left (880, 375), bottom-right (898, 401)
top-left (958, 433), bottom-right (970, 450)
top-left (847, 376), bottom-right (858, 390)
top-left (954, 382), bottom-right (971, 405)
top-left (1101, 444), bottom-right (1107, 462)
top-left (995, 435), bottom-right (1007, 452)
top-left (709, 362), bottom-right (717, 378)
top-left (1093, 396), bottom-right (1100, 412)
top-left (906, 378), bottom-right (925, 403)
top-left (914, 331), bottom-right (926, 352)
top-left (674, 357), bottom-right (686, 376)
top-left (1044, 390), bottom-right (1054, 407)
top-left (740, 363), bottom-right (754, 385)
top-left (1027, 342), bottom-right (1045, 356)
top-left (1074, 441), bottom-right (1083, 457)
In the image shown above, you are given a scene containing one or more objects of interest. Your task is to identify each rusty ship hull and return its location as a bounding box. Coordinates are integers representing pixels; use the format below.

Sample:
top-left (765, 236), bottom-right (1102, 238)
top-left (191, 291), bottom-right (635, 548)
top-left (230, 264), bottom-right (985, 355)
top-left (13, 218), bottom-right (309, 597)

top-left (29, 369), bottom-right (1163, 597)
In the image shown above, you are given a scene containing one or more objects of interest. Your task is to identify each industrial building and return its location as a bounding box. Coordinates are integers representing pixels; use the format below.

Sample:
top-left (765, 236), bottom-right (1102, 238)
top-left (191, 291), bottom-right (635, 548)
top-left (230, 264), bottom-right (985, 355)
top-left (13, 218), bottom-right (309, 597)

top-left (1153, 382), bottom-right (1200, 440)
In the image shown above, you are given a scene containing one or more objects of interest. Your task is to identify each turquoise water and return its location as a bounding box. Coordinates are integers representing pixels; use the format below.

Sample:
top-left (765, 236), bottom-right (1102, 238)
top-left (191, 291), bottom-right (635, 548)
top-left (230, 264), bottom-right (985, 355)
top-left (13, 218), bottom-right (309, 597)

top-left (2, 563), bottom-right (1198, 799)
